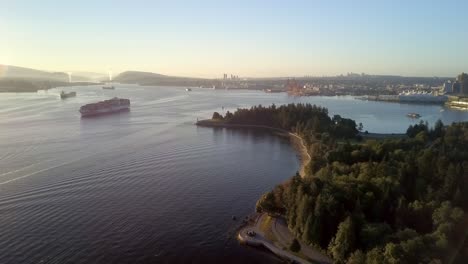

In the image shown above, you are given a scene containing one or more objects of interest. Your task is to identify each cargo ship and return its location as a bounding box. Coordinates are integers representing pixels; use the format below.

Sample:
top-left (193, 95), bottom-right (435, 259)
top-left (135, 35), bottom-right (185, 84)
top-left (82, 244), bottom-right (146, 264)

top-left (60, 91), bottom-right (76, 99)
top-left (79, 97), bottom-right (130, 117)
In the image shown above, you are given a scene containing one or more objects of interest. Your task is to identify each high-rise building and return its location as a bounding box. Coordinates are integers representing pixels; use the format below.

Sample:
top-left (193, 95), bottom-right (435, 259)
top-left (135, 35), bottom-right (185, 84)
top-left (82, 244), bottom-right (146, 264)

top-left (443, 81), bottom-right (452, 93)
top-left (452, 81), bottom-right (461, 94)
top-left (458, 73), bottom-right (468, 95)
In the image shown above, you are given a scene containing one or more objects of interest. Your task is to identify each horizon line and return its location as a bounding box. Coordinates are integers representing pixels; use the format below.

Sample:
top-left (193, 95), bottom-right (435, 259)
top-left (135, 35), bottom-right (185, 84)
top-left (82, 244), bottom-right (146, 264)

top-left (0, 64), bottom-right (462, 80)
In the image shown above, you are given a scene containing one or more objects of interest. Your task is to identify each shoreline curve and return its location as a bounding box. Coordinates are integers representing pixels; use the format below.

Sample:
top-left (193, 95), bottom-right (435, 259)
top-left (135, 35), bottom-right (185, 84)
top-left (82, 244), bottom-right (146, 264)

top-left (195, 119), bottom-right (311, 178)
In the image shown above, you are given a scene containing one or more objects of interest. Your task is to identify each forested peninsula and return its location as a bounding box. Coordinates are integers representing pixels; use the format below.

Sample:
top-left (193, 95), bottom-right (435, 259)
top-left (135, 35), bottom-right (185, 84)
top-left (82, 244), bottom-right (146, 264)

top-left (199, 104), bottom-right (467, 264)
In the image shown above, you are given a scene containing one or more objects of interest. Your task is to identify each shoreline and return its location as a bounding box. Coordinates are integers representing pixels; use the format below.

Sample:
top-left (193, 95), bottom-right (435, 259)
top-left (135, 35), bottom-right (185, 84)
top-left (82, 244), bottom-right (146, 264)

top-left (196, 119), bottom-right (311, 178)
top-left (196, 119), bottom-right (331, 264)
top-left (196, 118), bottom-right (413, 264)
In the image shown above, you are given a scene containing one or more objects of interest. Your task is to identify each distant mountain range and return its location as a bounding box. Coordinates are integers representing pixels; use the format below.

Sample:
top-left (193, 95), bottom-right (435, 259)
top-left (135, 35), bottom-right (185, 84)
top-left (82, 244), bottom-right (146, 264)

top-left (0, 65), bottom-right (218, 92)
top-left (2, 64), bottom-right (451, 93)
top-left (0, 65), bottom-right (69, 81)
top-left (113, 71), bottom-right (213, 87)
top-left (0, 65), bottom-right (215, 88)
top-left (0, 65), bottom-right (100, 92)
top-left (0, 65), bottom-right (100, 82)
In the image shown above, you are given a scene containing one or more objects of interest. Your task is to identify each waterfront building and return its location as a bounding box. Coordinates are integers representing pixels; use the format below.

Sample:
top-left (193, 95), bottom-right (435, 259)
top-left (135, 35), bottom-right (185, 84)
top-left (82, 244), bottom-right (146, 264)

top-left (286, 79), bottom-right (302, 95)
top-left (398, 90), bottom-right (447, 103)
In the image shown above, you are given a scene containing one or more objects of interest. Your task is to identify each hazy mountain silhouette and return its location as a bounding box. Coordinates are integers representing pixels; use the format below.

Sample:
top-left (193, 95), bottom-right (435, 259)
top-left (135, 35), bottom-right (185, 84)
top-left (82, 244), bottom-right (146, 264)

top-left (0, 65), bottom-right (97, 92)
top-left (113, 71), bottom-right (212, 86)
top-left (0, 65), bottom-right (92, 82)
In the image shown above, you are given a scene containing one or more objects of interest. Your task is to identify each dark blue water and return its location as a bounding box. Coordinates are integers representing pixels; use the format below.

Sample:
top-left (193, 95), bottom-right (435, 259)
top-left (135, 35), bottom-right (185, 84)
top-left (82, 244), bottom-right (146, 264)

top-left (0, 86), bottom-right (467, 263)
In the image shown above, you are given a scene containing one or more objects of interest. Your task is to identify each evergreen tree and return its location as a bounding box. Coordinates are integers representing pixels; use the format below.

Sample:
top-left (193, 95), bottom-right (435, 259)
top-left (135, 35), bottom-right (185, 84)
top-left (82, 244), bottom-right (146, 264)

top-left (328, 216), bottom-right (356, 263)
top-left (290, 238), bottom-right (301, 252)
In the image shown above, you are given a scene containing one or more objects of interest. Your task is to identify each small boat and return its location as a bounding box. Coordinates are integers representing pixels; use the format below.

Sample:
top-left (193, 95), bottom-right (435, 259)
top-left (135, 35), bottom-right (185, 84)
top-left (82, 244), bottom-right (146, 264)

top-left (406, 113), bottom-right (421, 118)
top-left (186, 88), bottom-right (192, 91)
top-left (60, 91), bottom-right (76, 99)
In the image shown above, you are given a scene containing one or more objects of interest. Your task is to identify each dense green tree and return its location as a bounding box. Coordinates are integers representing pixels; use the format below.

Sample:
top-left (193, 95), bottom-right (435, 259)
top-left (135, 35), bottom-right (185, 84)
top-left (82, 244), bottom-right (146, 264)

top-left (383, 242), bottom-right (404, 264)
top-left (329, 216), bottom-right (356, 263)
top-left (212, 112), bottom-right (223, 120)
top-left (432, 119), bottom-right (444, 139)
top-left (290, 238), bottom-right (301, 252)
top-left (224, 111), bottom-right (233, 119)
top-left (406, 121), bottom-right (428, 138)
top-left (346, 250), bottom-right (365, 264)
top-left (358, 122), bottom-right (364, 132)
top-left (360, 222), bottom-right (392, 250)
top-left (432, 201), bottom-right (463, 227)
top-left (213, 105), bottom-right (468, 263)
top-left (365, 247), bottom-right (384, 264)
top-left (256, 191), bottom-right (279, 214)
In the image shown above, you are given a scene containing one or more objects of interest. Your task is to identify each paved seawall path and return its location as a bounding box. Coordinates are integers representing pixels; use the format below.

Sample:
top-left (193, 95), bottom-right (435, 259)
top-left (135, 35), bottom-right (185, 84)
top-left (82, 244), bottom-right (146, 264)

top-left (237, 213), bottom-right (332, 264)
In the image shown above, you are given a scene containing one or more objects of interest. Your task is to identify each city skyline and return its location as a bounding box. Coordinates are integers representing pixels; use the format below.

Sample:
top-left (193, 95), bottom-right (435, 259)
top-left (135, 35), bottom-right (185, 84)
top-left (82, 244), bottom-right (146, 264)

top-left (1, 0), bottom-right (468, 78)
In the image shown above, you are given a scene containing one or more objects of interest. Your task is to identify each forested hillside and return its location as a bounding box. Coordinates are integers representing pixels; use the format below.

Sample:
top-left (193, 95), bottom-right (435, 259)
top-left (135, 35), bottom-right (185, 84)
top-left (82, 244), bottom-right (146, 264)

top-left (113, 71), bottom-right (213, 87)
top-left (216, 103), bottom-right (359, 141)
top-left (214, 104), bottom-right (467, 263)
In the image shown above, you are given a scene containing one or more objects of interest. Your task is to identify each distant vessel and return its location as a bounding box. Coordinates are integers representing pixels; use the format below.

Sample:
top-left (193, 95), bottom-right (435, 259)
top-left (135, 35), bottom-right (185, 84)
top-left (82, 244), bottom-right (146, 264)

top-left (79, 97), bottom-right (130, 117)
top-left (407, 113), bottom-right (421, 118)
top-left (186, 88), bottom-right (192, 91)
top-left (60, 91), bottom-right (76, 99)
top-left (264, 88), bottom-right (283, 93)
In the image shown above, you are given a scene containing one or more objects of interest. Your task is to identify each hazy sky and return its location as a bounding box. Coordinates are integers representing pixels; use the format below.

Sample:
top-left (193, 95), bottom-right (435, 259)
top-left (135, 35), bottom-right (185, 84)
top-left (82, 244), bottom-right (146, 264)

top-left (1, 0), bottom-right (467, 77)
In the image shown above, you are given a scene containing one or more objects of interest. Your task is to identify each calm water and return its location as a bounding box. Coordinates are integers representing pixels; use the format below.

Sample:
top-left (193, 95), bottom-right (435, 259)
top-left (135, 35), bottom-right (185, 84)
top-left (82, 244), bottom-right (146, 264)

top-left (0, 86), bottom-right (467, 264)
